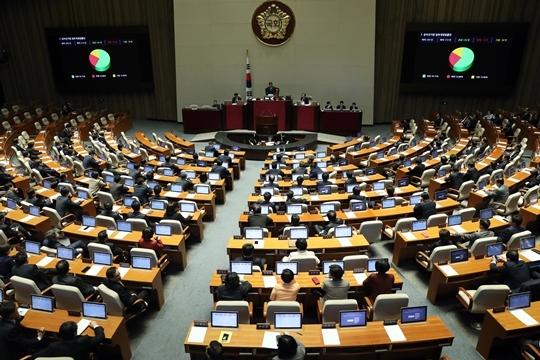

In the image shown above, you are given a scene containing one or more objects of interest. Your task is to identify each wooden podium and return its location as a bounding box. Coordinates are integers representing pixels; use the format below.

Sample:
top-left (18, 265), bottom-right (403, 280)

top-left (255, 115), bottom-right (278, 135)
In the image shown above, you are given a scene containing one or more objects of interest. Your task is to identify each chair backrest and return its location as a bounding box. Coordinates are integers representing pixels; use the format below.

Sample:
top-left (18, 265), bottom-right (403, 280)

top-left (35, 122), bottom-right (42, 131)
top-left (265, 301), bottom-right (301, 324)
top-left (507, 230), bottom-right (533, 250)
top-left (490, 169), bottom-right (503, 184)
top-left (215, 300), bottom-right (251, 324)
top-left (455, 180), bottom-right (474, 200)
top-left (130, 248), bottom-right (159, 267)
top-left (295, 257), bottom-right (318, 272)
top-left (372, 294), bottom-right (409, 321)
top-left (127, 218), bottom-right (148, 231)
top-left (470, 237), bottom-right (498, 257)
top-left (97, 191), bottom-right (115, 210)
top-left (58, 182), bottom-right (75, 195)
top-left (518, 279), bottom-right (540, 302)
top-left (96, 215), bottom-right (117, 230)
top-left (51, 284), bottom-right (85, 311)
top-left (88, 242), bottom-right (113, 259)
top-left (322, 299), bottom-right (358, 323)
top-left (283, 226), bottom-right (308, 238)
top-left (73, 161), bottom-right (85, 177)
top-left (10, 276), bottom-right (41, 304)
top-left (47, 115), bottom-right (55, 123)
top-left (427, 245), bottom-right (457, 271)
top-left (457, 208), bottom-right (476, 222)
top-left (97, 284), bottom-right (125, 316)
top-left (469, 285), bottom-right (510, 314)
top-left (159, 219), bottom-right (183, 234)
top-left (108, 113), bottom-right (115, 121)
top-left (390, 217), bottom-right (417, 241)
top-left (31, 169), bottom-right (44, 185)
top-left (342, 255), bottom-right (369, 270)
top-left (358, 220), bottom-right (383, 243)
top-left (426, 214), bottom-right (448, 228)
top-left (501, 193), bottom-right (521, 215)
top-left (70, 119), bottom-right (78, 127)
top-left (42, 207), bottom-right (63, 228)
top-left (419, 169), bottom-right (436, 186)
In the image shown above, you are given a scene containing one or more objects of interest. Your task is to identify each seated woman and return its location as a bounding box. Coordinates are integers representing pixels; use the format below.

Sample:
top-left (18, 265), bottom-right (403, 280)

top-left (362, 259), bottom-right (394, 303)
top-left (138, 227), bottom-right (164, 256)
top-left (216, 272), bottom-right (252, 301)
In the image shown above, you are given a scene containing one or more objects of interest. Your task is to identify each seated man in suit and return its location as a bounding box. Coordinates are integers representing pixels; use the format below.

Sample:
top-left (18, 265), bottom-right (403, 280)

top-left (265, 82), bottom-right (276, 96)
top-left (174, 170), bottom-right (194, 191)
top-left (292, 162), bottom-right (309, 175)
top-left (266, 162), bottom-right (285, 178)
top-left (0, 300), bottom-right (45, 360)
top-left (128, 164), bottom-right (145, 183)
top-left (44, 229), bottom-right (88, 258)
top-left (3, 183), bottom-right (22, 205)
top-left (489, 249), bottom-right (532, 291)
top-left (336, 101), bottom-right (346, 110)
top-left (110, 175), bottom-right (130, 201)
top-left (33, 320), bottom-right (104, 360)
top-left (282, 238), bottom-right (320, 264)
top-left (232, 93), bottom-right (242, 103)
top-left (348, 186), bottom-right (373, 208)
top-left (212, 100), bottom-right (221, 110)
top-left (126, 201), bottom-right (154, 227)
top-left (453, 219), bottom-right (495, 248)
top-left (11, 251), bottom-right (55, 291)
top-left (24, 188), bottom-right (53, 209)
top-left (217, 149), bottom-right (232, 165)
top-left (204, 141), bottom-right (218, 156)
top-left (524, 169), bottom-right (540, 189)
top-left (0, 164), bottom-right (15, 188)
top-left (443, 166), bottom-right (464, 190)
top-left (418, 229), bottom-right (454, 261)
top-left (235, 243), bottom-right (266, 269)
top-left (148, 185), bottom-right (168, 202)
top-left (408, 158), bottom-right (426, 181)
top-left (344, 170), bottom-right (357, 185)
top-left (463, 161), bottom-right (480, 183)
top-left (350, 102), bottom-right (359, 111)
top-left (284, 191), bottom-right (308, 206)
top-left (413, 192), bottom-right (436, 220)
top-left (278, 214), bottom-right (305, 235)
top-left (53, 260), bottom-right (97, 298)
top-left (82, 150), bottom-right (101, 171)
top-left (316, 172), bottom-right (333, 187)
top-left (92, 230), bottom-right (126, 259)
top-left (497, 215), bottom-right (526, 244)
top-left (210, 159), bottom-right (229, 179)
top-left (103, 266), bottom-right (149, 314)
top-left (324, 101), bottom-right (333, 110)
top-left (486, 178), bottom-right (509, 209)
top-left (133, 178), bottom-right (152, 204)
top-left (255, 191), bottom-right (278, 213)
top-left (314, 210), bottom-right (343, 235)
top-left (308, 162), bottom-right (323, 179)
top-left (248, 204), bottom-right (274, 228)
top-left (321, 264), bottom-right (350, 305)
top-left (0, 211), bottom-right (31, 244)
top-left (56, 187), bottom-right (83, 219)
top-left (496, 154), bottom-right (511, 170)
top-left (264, 175), bottom-right (279, 188)
top-left (161, 155), bottom-right (179, 175)
top-left (62, 123), bottom-right (74, 145)
top-left (100, 201), bottom-right (123, 222)
top-left (216, 272), bottom-right (252, 301)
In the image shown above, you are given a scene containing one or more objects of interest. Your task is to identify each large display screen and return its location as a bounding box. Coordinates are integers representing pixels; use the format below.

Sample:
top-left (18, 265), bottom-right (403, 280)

top-left (45, 26), bottom-right (154, 92)
top-left (400, 23), bottom-right (529, 94)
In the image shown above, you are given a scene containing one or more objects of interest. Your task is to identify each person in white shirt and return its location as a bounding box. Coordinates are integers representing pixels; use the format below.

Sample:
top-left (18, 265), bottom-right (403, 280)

top-left (282, 238), bottom-right (320, 264)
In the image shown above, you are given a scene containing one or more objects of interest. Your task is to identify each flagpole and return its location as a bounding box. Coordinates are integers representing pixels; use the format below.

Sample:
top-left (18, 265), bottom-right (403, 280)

top-left (246, 49), bottom-right (252, 99)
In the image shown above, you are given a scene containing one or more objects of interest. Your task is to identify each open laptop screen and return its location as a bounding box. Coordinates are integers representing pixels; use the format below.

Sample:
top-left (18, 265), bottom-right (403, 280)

top-left (31, 295), bottom-right (54, 313)
top-left (320, 203), bottom-right (335, 213)
top-left (82, 216), bottom-right (96, 228)
top-left (520, 236), bottom-right (535, 250)
top-left (351, 201), bottom-right (367, 211)
top-left (411, 220), bottom-right (427, 232)
top-left (180, 202), bottom-right (196, 213)
top-left (150, 200), bottom-right (166, 210)
top-left (286, 204), bottom-right (303, 215)
top-left (480, 208), bottom-right (493, 219)
top-left (401, 306), bottom-right (427, 324)
top-left (82, 301), bottom-right (107, 319)
top-left (289, 227), bottom-right (308, 240)
top-left (132, 256), bottom-right (152, 270)
top-left (57, 247), bottom-right (74, 261)
top-left (334, 226), bottom-right (352, 238)
top-left (274, 312), bottom-right (302, 329)
top-left (409, 195), bottom-right (421, 205)
top-left (381, 198), bottom-right (395, 209)
top-left (450, 249), bottom-right (469, 263)
top-left (486, 243), bottom-right (504, 257)
top-left (435, 190), bottom-right (447, 200)
top-left (508, 292), bottom-right (531, 310)
top-left (275, 261), bottom-right (298, 275)
top-left (244, 227), bottom-right (264, 239)
top-left (24, 241), bottom-right (41, 255)
top-left (229, 261), bottom-right (253, 275)
top-left (93, 252), bottom-right (112, 266)
top-left (155, 224), bottom-right (172, 237)
top-left (117, 220), bottom-right (132, 233)
top-left (339, 310), bottom-right (367, 328)
top-left (397, 178), bottom-right (409, 187)
top-left (447, 215), bottom-right (462, 226)
top-left (365, 168), bottom-right (376, 176)
top-left (322, 261), bottom-right (345, 274)
top-left (211, 311), bottom-right (239, 328)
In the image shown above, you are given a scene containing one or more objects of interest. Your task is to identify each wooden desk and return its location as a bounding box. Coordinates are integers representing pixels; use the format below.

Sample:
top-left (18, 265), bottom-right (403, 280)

top-left (344, 137), bottom-right (401, 166)
top-left (164, 131), bottom-right (196, 152)
top-left (465, 171), bottom-right (533, 209)
top-left (184, 317), bottom-right (453, 360)
top-left (369, 137), bottom-right (435, 172)
top-left (33, 187), bottom-right (97, 217)
top-left (476, 301), bottom-right (540, 359)
top-left (106, 112), bottom-right (133, 138)
top-left (0, 207), bottom-right (52, 240)
top-left (61, 224), bottom-right (188, 270)
top-left (135, 132), bottom-right (171, 156)
top-left (520, 204), bottom-right (540, 229)
top-left (22, 309), bottom-right (131, 360)
top-left (392, 216), bottom-right (509, 266)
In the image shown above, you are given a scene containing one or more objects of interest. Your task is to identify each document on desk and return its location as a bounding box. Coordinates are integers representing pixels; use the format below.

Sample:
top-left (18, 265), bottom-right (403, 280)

top-left (118, 267), bottom-right (130, 277)
top-left (310, 195), bottom-right (320, 201)
top-left (507, 178), bottom-right (520, 183)
top-left (338, 238), bottom-right (352, 247)
top-left (20, 215), bottom-right (35, 223)
top-left (37, 188), bottom-right (48, 193)
top-left (261, 331), bottom-right (280, 349)
top-left (478, 162), bottom-right (488, 167)
top-left (354, 273), bottom-right (367, 284)
top-left (86, 265), bottom-right (104, 276)
top-left (112, 231), bottom-right (129, 240)
top-left (494, 215), bottom-right (508, 222)
top-left (439, 265), bottom-right (458, 277)
top-left (18, 307), bottom-right (29, 317)
top-left (333, 166), bottom-right (341, 172)
top-left (253, 240), bottom-right (265, 249)
top-left (164, 191), bottom-right (178, 197)
top-left (520, 249), bottom-right (540, 262)
top-left (186, 193), bottom-right (196, 199)
top-left (394, 188), bottom-right (402, 194)
top-left (402, 232), bottom-right (418, 241)
top-left (322, 328), bottom-right (341, 345)
top-left (344, 211), bottom-right (357, 219)
top-left (532, 204), bottom-right (540, 211)
top-left (271, 196), bottom-right (284, 203)
top-left (359, 177), bottom-right (369, 182)
top-left (77, 319), bottom-right (91, 335)
top-left (384, 325), bottom-right (407, 342)
top-left (451, 225), bottom-right (467, 234)
top-left (510, 309), bottom-right (539, 326)
top-left (263, 276), bottom-right (277, 288)
top-left (187, 326), bottom-right (207, 343)
top-left (36, 256), bottom-right (55, 267)
top-left (141, 209), bottom-right (151, 214)
top-left (435, 203), bottom-right (442, 209)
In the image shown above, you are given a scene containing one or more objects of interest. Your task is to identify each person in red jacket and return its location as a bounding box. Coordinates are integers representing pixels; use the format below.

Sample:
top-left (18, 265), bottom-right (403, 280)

top-left (138, 227), bottom-right (164, 255)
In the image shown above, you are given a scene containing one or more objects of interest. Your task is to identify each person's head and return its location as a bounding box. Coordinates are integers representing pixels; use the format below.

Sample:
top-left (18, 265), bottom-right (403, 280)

top-left (339, 100), bottom-right (344, 104)
top-left (153, 185), bottom-right (162, 196)
top-left (386, 186), bottom-right (395, 197)
top-left (234, 92), bottom-right (238, 97)
top-left (277, 335), bottom-right (299, 359)
top-left (180, 170), bottom-right (188, 179)
top-left (268, 82), bottom-right (273, 86)
top-left (276, 154), bottom-right (282, 162)
top-left (290, 214), bottom-right (300, 226)
top-left (0, 243), bottom-right (9, 257)
top-left (241, 243), bottom-right (254, 258)
top-left (415, 158), bottom-right (422, 165)
top-left (452, 166), bottom-right (460, 173)
top-left (142, 227), bottom-right (154, 241)
top-left (59, 321), bottom-right (78, 341)
top-left (200, 172), bottom-right (208, 183)
top-left (281, 268), bottom-right (294, 284)
top-left (97, 229), bottom-right (108, 243)
top-left (352, 102), bottom-right (356, 106)
top-left (507, 249), bottom-right (519, 262)
top-left (166, 201), bottom-right (179, 216)
top-left (439, 229), bottom-right (451, 242)
top-left (60, 186), bottom-right (70, 196)
top-left (479, 219), bottom-right (490, 230)
top-left (346, 170), bottom-right (353, 179)
top-left (493, 177), bottom-right (504, 187)
top-left (286, 191), bottom-right (294, 200)
top-left (440, 155), bottom-right (448, 164)
top-left (27, 142), bottom-right (35, 149)
top-left (295, 238), bottom-right (308, 250)
top-left (511, 215), bottom-right (523, 227)
top-left (263, 191), bottom-right (271, 202)
top-left (322, 172), bottom-right (329, 181)
top-left (329, 264), bottom-right (344, 279)
top-left (224, 272), bottom-right (240, 288)
top-left (302, 93), bottom-right (306, 97)
top-left (326, 101), bottom-right (331, 105)
top-left (215, 159), bottom-right (223, 167)
top-left (213, 100), bottom-right (218, 105)
top-left (252, 204), bottom-right (262, 214)
top-left (106, 266), bottom-right (121, 281)
top-left (131, 200), bottom-right (141, 212)
top-left (56, 259), bottom-right (70, 275)
top-left (14, 251), bottom-right (28, 266)
top-left (467, 161), bottom-right (475, 168)
top-left (268, 174), bottom-right (275, 183)
top-left (503, 154), bottom-right (510, 162)
top-left (296, 177), bottom-right (304, 186)
top-left (450, 154), bottom-right (457, 163)
top-left (103, 201), bottom-right (114, 212)
top-left (271, 162), bottom-right (278, 169)
top-left (206, 340), bottom-right (223, 360)
top-left (327, 210), bottom-right (337, 222)
top-left (118, 143), bottom-right (124, 151)
top-left (193, 153), bottom-right (199, 160)
top-left (0, 301), bottom-right (20, 320)
top-left (353, 186), bottom-right (361, 195)
top-left (375, 258), bottom-right (390, 274)
top-left (421, 192), bottom-right (430, 201)
top-left (45, 229), bottom-right (59, 242)
top-left (0, 212), bottom-right (6, 224)
top-left (27, 188), bottom-right (36, 198)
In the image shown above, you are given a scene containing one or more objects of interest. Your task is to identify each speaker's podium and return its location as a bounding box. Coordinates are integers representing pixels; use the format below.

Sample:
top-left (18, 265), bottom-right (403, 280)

top-left (255, 115), bottom-right (278, 135)
top-left (250, 99), bottom-right (292, 132)
top-left (223, 101), bottom-right (247, 130)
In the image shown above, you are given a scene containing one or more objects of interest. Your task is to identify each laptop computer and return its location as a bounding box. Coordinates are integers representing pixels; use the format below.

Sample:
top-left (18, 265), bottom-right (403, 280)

top-left (322, 261), bottom-right (345, 274)
top-left (146, 181), bottom-right (158, 190)
top-left (123, 196), bottom-right (135, 208)
top-left (318, 186), bottom-right (331, 195)
top-left (155, 224), bottom-right (172, 237)
top-left (57, 247), bottom-right (74, 261)
top-left (230, 261), bottom-right (253, 275)
top-left (213, 144), bottom-right (221, 150)
top-left (346, 184), bottom-right (357, 193)
top-left (205, 151), bottom-right (215, 157)
top-left (480, 208), bottom-right (493, 219)
top-left (365, 168), bottom-right (376, 176)
top-left (170, 183), bottom-right (184, 193)
top-left (150, 200), bottom-right (166, 211)
top-left (509, 167), bottom-right (516, 177)
top-left (93, 252), bottom-right (112, 266)
top-left (117, 220), bottom-right (132, 233)
top-left (317, 151), bottom-right (326, 158)
top-left (176, 158), bottom-right (186, 165)
top-left (400, 306), bottom-right (427, 324)
top-left (31, 295), bottom-right (54, 313)
top-left (275, 261), bottom-right (298, 275)
top-left (124, 178), bottom-right (134, 187)
top-left (132, 256), bottom-right (152, 270)
top-left (354, 144), bottom-right (362, 151)
top-left (82, 216), bottom-right (96, 228)
top-left (163, 168), bottom-right (174, 177)
top-left (435, 190), bottom-right (447, 200)
top-left (295, 153), bottom-right (305, 160)
top-left (104, 175), bottom-right (114, 183)
top-left (373, 182), bottom-right (385, 191)
top-left (180, 202), bottom-right (196, 213)
top-left (260, 205), bottom-right (269, 215)
top-left (530, 193), bottom-right (538, 206)
top-left (411, 220), bottom-right (427, 232)
top-left (377, 152), bottom-right (384, 159)
top-left (403, 159), bottom-right (412, 167)
top-left (297, 146), bottom-right (306, 151)
top-left (76, 190), bottom-right (88, 200)
top-left (508, 292), bottom-right (531, 310)
top-left (486, 243), bottom-right (504, 257)
top-left (381, 198), bottom-right (396, 209)
top-left (43, 179), bottom-right (52, 189)
top-left (448, 214), bottom-right (462, 226)
top-left (82, 301), bottom-right (107, 319)
top-left (126, 162), bottom-right (135, 170)
top-left (409, 195), bottom-right (421, 205)
top-left (290, 186), bottom-right (304, 196)
top-left (244, 227), bottom-right (264, 240)
top-left (477, 180), bottom-right (486, 190)
top-left (211, 311), bottom-right (239, 328)
top-left (7, 199), bottom-right (17, 210)
top-left (438, 169), bottom-right (447, 177)
top-left (450, 249), bottom-right (469, 264)
top-left (159, 155), bottom-right (167, 163)
top-left (520, 236), bottom-right (536, 250)
top-left (208, 172), bottom-right (220, 181)
top-left (232, 146), bottom-right (240, 151)
top-left (334, 226), bottom-right (353, 238)
top-left (274, 313), bottom-right (302, 330)
top-left (338, 159), bottom-right (348, 166)
top-left (390, 148), bottom-right (397, 156)
top-left (286, 204), bottom-right (303, 215)
top-left (27, 205), bottom-right (40, 217)
top-left (339, 310), bottom-right (367, 328)
top-left (397, 178), bottom-right (409, 187)
top-left (196, 160), bottom-right (207, 167)
top-left (320, 203), bottom-right (335, 214)
top-left (24, 241), bottom-right (41, 255)
top-left (289, 227), bottom-right (308, 239)
top-left (144, 165), bottom-right (154, 173)
top-left (186, 171), bottom-right (197, 179)
top-left (187, 149), bottom-right (195, 155)
top-left (351, 201), bottom-right (367, 211)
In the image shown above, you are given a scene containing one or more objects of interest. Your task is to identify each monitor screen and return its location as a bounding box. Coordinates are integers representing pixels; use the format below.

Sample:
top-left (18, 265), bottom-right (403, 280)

top-left (411, 140), bottom-right (417, 147)
top-left (159, 155), bottom-right (166, 163)
top-left (351, 201), bottom-right (367, 211)
top-left (373, 182), bottom-right (385, 191)
top-left (231, 146), bottom-right (240, 151)
top-left (382, 198), bottom-right (396, 209)
top-left (93, 252), bottom-right (112, 266)
top-left (338, 159), bottom-right (348, 166)
top-left (435, 190), bottom-right (447, 200)
top-left (155, 224), bottom-right (172, 237)
top-left (346, 184), bottom-right (357, 193)
top-left (205, 151), bottom-right (215, 157)
top-left (339, 310), bottom-right (367, 328)
top-left (117, 220), bottom-right (132, 233)
top-left (318, 186), bottom-right (331, 195)
top-left (127, 162), bottom-right (135, 170)
top-left (409, 195), bottom-right (421, 205)
top-left (260, 205), bottom-right (269, 215)
top-left (57, 247), bottom-right (74, 261)
top-left (77, 190), bottom-right (89, 200)
top-left (289, 227), bottom-right (308, 239)
top-left (82, 216), bottom-right (96, 228)
top-left (275, 261), bottom-right (298, 275)
top-left (397, 178), bottom-right (409, 187)
top-left (180, 202), bottom-right (196, 213)
top-left (186, 171), bottom-right (197, 179)
top-left (29, 205), bottom-right (41, 217)
top-left (132, 256), bottom-right (152, 270)
top-left (144, 165), bottom-right (154, 173)
top-left (24, 241), bottom-right (41, 255)
top-left (365, 168), bottom-right (376, 176)
top-left (163, 168), bottom-right (174, 177)
top-left (170, 183), bottom-right (184, 192)
top-left (509, 167), bottom-right (516, 177)
top-left (244, 227), bottom-right (264, 239)
top-left (390, 148), bottom-right (397, 155)
top-left (274, 312), bottom-right (303, 329)
top-left (196, 186), bottom-right (210, 194)
top-left (187, 149), bottom-right (195, 155)
top-left (146, 181), bottom-right (157, 190)
top-left (82, 301), bottom-right (107, 319)
top-left (295, 153), bottom-right (305, 160)
top-left (478, 180), bottom-right (486, 190)
top-left (480, 208), bottom-right (493, 219)
top-left (297, 146), bottom-right (306, 151)
top-left (124, 178), bottom-right (134, 187)
top-left (286, 205), bottom-right (302, 215)
top-left (322, 261), bottom-right (345, 274)
top-left (354, 144), bottom-right (361, 151)
top-left (401, 306), bottom-right (427, 324)
top-left (377, 152), bottom-right (384, 159)
top-left (520, 236), bottom-right (535, 250)
top-left (150, 200), bottom-right (166, 210)
top-left (530, 194), bottom-right (538, 206)
top-left (317, 151), bottom-right (326, 158)
top-left (43, 179), bottom-right (52, 189)
top-left (213, 144), bottom-right (221, 150)
top-left (508, 292), bottom-right (531, 310)
top-left (208, 172), bottom-right (220, 181)
top-left (404, 159), bottom-right (412, 167)
top-left (211, 311), bottom-right (239, 328)
top-left (316, 173), bottom-right (324, 181)
top-left (367, 259), bottom-right (389, 272)
top-left (290, 186), bottom-right (303, 196)
top-left (411, 220), bottom-right (427, 232)
top-left (7, 199), bottom-right (17, 210)
top-left (230, 261), bottom-right (253, 275)
top-left (439, 169), bottom-right (447, 177)
top-left (486, 243), bottom-right (504, 257)
top-left (450, 249), bottom-right (469, 263)
top-left (196, 160), bottom-right (207, 167)
top-left (448, 215), bottom-right (462, 226)
top-left (123, 196), bottom-right (135, 208)
top-left (176, 158), bottom-right (186, 165)
top-left (334, 226), bottom-right (352, 238)
top-left (31, 295), bottom-right (54, 313)
top-left (320, 203), bottom-right (335, 213)
top-left (105, 175), bottom-right (114, 183)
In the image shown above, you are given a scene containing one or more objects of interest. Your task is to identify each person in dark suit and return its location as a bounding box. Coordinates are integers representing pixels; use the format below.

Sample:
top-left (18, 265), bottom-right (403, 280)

top-left (0, 164), bottom-right (15, 187)
top-left (497, 215), bottom-right (526, 244)
top-left (53, 260), bottom-right (97, 298)
top-left (408, 158), bottom-right (425, 181)
top-left (314, 210), bottom-right (344, 235)
top-left (413, 192), bottom-right (437, 219)
top-left (248, 132), bottom-right (260, 145)
top-left (161, 155), bottom-right (179, 175)
top-left (44, 229), bottom-right (87, 258)
top-left (489, 249), bottom-right (531, 290)
top-left (509, 144), bottom-right (522, 161)
top-left (419, 229), bottom-right (454, 260)
top-left (128, 164), bottom-right (145, 183)
top-left (217, 271), bottom-right (252, 301)
top-left (248, 204), bottom-right (274, 228)
top-left (62, 123), bottom-right (74, 145)
top-left (265, 82), bottom-right (276, 96)
top-left (24, 188), bottom-right (53, 209)
top-left (525, 169), bottom-right (540, 188)
top-left (336, 101), bottom-right (346, 110)
top-left (278, 214), bottom-right (304, 235)
top-left (92, 230), bottom-right (125, 259)
top-left (174, 171), bottom-right (193, 191)
top-left (496, 154), bottom-right (511, 170)
top-left (148, 185), bottom-right (168, 202)
top-left (478, 137), bottom-right (489, 154)
top-left (350, 102), bottom-right (359, 111)
top-left (210, 159), bottom-right (229, 179)
top-left (266, 162), bottom-right (285, 178)
top-left (82, 150), bottom-right (100, 171)
top-left (300, 93), bottom-right (308, 104)
top-left (163, 202), bottom-right (192, 226)
top-left (463, 161), bottom-right (480, 183)
top-left (284, 191), bottom-right (308, 206)
top-left (433, 112), bottom-right (443, 127)
top-left (100, 201), bottom-right (123, 222)
top-left (444, 166), bottom-right (464, 190)
top-left (212, 100), bottom-right (221, 110)
top-left (56, 187), bottom-right (83, 218)
top-left (235, 243), bottom-right (266, 268)
top-left (11, 251), bottom-right (55, 291)
top-left (26, 142), bottom-right (41, 157)
top-left (292, 162), bottom-right (308, 176)
top-left (217, 149), bottom-right (233, 165)
top-left (126, 201), bottom-right (154, 227)
top-left (12, 139), bottom-right (25, 153)
top-left (316, 172), bottom-right (333, 187)
top-left (103, 266), bottom-right (149, 314)
top-left (133, 178), bottom-right (152, 204)
top-left (204, 141), bottom-right (218, 155)
top-left (0, 243), bottom-right (15, 281)
top-left (232, 93), bottom-right (242, 103)
top-left (0, 211), bottom-right (31, 243)
top-left (324, 101), bottom-right (333, 110)
top-left (110, 175), bottom-right (130, 201)
top-left (33, 320), bottom-right (104, 360)
top-left (520, 108), bottom-right (531, 121)
top-left (0, 300), bottom-right (45, 360)
top-left (308, 162), bottom-right (323, 179)
top-left (256, 191), bottom-right (278, 213)
top-left (344, 170), bottom-right (357, 185)
top-left (264, 175), bottom-right (279, 189)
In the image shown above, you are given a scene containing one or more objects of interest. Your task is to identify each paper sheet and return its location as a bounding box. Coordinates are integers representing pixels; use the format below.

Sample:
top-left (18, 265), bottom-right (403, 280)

top-left (86, 265), bottom-right (104, 276)
top-left (271, 196), bottom-right (284, 203)
top-left (394, 188), bottom-right (402, 194)
top-left (435, 203), bottom-right (442, 209)
top-left (532, 204), bottom-right (540, 210)
top-left (520, 249), bottom-right (540, 262)
top-left (261, 331), bottom-right (280, 349)
top-left (106, 230), bottom-right (115, 236)
top-left (112, 231), bottom-right (129, 240)
top-left (384, 325), bottom-right (407, 342)
top-left (510, 309), bottom-right (539, 326)
top-left (439, 265), bottom-right (458, 276)
top-left (402, 232), bottom-right (417, 241)
top-left (338, 238), bottom-right (352, 246)
top-left (77, 319), bottom-right (91, 335)
top-left (153, 175), bottom-right (162, 179)
top-left (344, 212), bottom-right (357, 219)
top-left (311, 195), bottom-right (320, 201)
top-left (118, 267), bottom-right (130, 277)
top-left (187, 326), bottom-right (208, 343)
top-left (36, 256), bottom-right (55, 267)
top-left (333, 167), bottom-right (341, 171)
top-left (494, 215), bottom-right (508, 222)
top-left (263, 276), bottom-right (277, 288)
top-left (508, 178), bottom-right (520, 183)
top-left (113, 205), bottom-right (121, 211)
top-left (253, 240), bottom-right (265, 249)
top-left (141, 209), bottom-right (150, 214)
top-left (478, 162), bottom-right (489, 167)
top-left (321, 328), bottom-right (341, 345)
top-left (353, 273), bottom-right (367, 284)
top-left (37, 188), bottom-right (48, 193)
top-left (164, 191), bottom-right (178, 197)
top-left (186, 193), bottom-right (196, 199)
top-left (359, 177), bottom-right (369, 181)
top-left (18, 308), bottom-right (29, 317)
top-left (451, 225), bottom-right (467, 234)
top-left (20, 215), bottom-right (35, 223)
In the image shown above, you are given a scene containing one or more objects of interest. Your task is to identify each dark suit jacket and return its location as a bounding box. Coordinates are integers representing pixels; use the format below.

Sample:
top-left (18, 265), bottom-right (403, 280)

top-left (103, 278), bottom-right (137, 307)
top-left (235, 255), bottom-right (266, 268)
top-left (427, 240), bottom-right (453, 254)
top-left (322, 218), bottom-right (344, 233)
top-left (248, 213), bottom-right (274, 228)
top-left (53, 273), bottom-right (96, 297)
top-left (82, 155), bottom-right (100, 170)
top-left (413, 201), bottom-right (437, 220)
top-left (174, 178), bottom-right (193, 191)
top-left (309, 167), bottom-right (323, 179)
top-left (445, 172), bottom-right (464, 190)
top-left (232, 96), bottom-right (242, 103)
top-left (25, 196), bottom-right (50, 209)
top-left (211, 165), bottom-right (229, 179)
top-left (126, 211), bottom-right (151, 226)
top-left (56, 195), bottom-right (82, 217)
top-left (317, 180), bottom-right (333, 187)
top-left (497, 225), bottom-right (526, 244)
top-left (0, 318), bottom-right (41, 360)
top-left (133, 185), bottom-right (152, 204)
top-left (265, 86), bottom-right (276, 95)
top-left (110, 182), bottom-right (130, 201)
top-left (266, 168), bottom-right (285, 177)
top-left (163, 212), bottom-right (190, 224)
top-left (409, 164), bottom-right (425, 179)
top-left (100, 210), bottom-right (123, 222)
top-left (32, 326), bottom-right (105, 360)
top-left (490, 260), bottom-right (531, 290)
top-left (527, 176), bottom-right (540, 188)
top-left (463, 168), bottom-right (480, 183)
top-left (0, 171), bottom-right (15, 186)
top-left (11, 264), bottom-right (54, 291)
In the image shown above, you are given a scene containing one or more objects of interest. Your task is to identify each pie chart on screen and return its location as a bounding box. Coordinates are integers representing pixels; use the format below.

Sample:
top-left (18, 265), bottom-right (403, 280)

top-left (449, 47), bottom-right (474, 72)
top-left (89, 49), bottom-right (111, 72)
